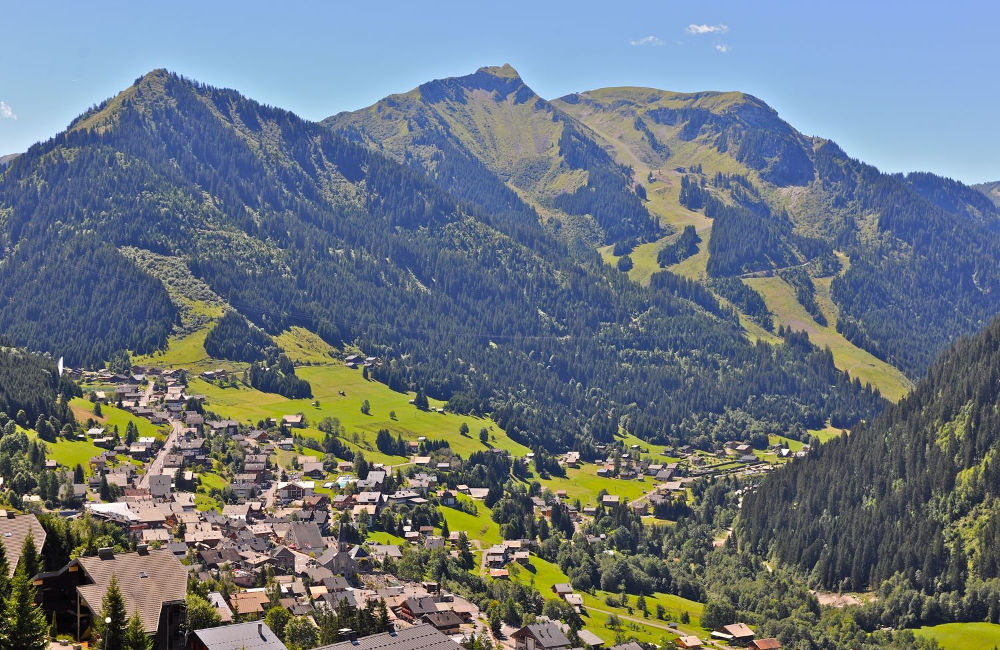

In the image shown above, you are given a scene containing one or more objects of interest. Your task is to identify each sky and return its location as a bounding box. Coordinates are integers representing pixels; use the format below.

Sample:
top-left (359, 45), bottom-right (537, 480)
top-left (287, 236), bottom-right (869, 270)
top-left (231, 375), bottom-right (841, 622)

top-left (1, 1), bottom-right (997, 183)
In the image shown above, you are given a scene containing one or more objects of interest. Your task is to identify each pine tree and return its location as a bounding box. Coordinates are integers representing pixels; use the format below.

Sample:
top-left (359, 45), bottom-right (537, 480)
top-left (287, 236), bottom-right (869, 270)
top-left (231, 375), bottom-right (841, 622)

top-left (99, 575), bottom-right (128, 650)
top-left (123, 611), bottom-right (151, 650)
top-left (5, 565), bottom-right (47, 650)
top-left (19, 533), bottom-right (40, 578)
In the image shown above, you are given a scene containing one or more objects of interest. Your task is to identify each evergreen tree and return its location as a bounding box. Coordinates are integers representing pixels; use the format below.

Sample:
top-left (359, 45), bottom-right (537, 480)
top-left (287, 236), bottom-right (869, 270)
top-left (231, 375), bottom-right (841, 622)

top-left (5, 565), bottom-right (47, 650)
top-left (99, 575), bottom-right (128, 650)
top-left (123, 611), bottom-right (151, 650)
top-left (19, 533), bottom-right (40, 578)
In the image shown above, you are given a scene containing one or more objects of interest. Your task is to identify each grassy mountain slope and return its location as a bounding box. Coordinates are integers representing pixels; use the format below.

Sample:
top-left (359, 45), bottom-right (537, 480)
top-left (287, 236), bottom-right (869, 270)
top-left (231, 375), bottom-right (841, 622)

top-left (974, 180), bottom-right (1000, 207)
top-left (0, 70), bottom-right (883, 454)
top-left (739, 314), bottom-right (1000, 615)
top-left (324, 65), bottom-right (661, 248)
top-left (555, 87), bottom-right (1000, 381)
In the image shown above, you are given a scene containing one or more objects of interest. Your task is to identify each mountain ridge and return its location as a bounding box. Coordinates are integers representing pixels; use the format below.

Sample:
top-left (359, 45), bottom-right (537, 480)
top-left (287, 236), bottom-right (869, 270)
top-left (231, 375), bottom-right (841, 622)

top-left (0, 69), bottom-right (883, 455)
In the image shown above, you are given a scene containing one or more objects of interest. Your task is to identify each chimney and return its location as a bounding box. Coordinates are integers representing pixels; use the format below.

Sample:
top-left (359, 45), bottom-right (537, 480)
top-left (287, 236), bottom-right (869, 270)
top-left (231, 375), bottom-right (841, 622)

top-left (97, 547), bottom-right (115, 560)
top-left (258, 622), bottom-right (264, 640)
top-left (136, 544), bottom-right (149, 555)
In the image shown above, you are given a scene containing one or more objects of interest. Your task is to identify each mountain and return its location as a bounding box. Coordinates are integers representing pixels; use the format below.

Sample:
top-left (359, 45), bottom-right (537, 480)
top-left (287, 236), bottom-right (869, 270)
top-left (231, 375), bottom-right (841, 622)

top-left (0, 153), bottom-right (17, 171)
top-left (0, 70), bottom-right (882, 453)
top-left (552, 87), bottom-right (1000, 379)
top-left (324, 64), bottom-right (662, 249)
top-left (975, 180), bottom-right (1000, 207)
top-left (739, 314), bottom-right (1000, 623)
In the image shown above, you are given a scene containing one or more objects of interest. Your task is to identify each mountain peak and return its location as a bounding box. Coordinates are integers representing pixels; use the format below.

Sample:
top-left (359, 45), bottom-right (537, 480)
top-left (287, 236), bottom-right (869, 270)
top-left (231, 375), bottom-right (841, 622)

top-left (477, 63), bottom-right (521, 79)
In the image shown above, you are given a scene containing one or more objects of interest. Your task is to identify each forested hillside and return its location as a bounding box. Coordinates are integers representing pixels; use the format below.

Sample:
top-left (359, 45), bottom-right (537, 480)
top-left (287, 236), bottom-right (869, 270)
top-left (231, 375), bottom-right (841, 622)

top-left (740, 314), bottom-right (1000, 627)
top-left (325, 65), bottom-right (661, 248)
top-left (0, 343), bottom-right (79, 431)
top-left (0, 70), bottom-right (882, 454)
top-left (555, 88), bottom-right (1000, 379)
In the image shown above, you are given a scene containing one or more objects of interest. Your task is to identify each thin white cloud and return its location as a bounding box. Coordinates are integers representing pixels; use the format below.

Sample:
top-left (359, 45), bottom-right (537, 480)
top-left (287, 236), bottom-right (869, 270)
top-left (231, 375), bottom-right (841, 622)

top-left (687, 24), bottom-right (728, 35)
top-left (0, 101), bottom-right (16, 120)
top-left (630, 35), bottom-right (665, 47)
top-left (716, 44), bottom-right (729, 53)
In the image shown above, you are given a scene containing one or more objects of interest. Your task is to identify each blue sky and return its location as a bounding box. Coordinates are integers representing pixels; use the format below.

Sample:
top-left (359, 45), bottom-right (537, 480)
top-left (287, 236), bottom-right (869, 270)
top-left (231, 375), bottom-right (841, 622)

top-left (1, 1), bottom-right (997, 183)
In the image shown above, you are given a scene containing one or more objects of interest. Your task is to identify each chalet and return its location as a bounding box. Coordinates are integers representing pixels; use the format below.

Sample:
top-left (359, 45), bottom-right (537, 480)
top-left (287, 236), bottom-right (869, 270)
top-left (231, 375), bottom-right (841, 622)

top-left (206, 420), bottom-right (240, 436)
top-left (551, 583), bottom-right (573, 597)
top-left (601, 494), bottom-right (621, 507)
top-left (357, 470), bottom-right (387, 491)
top-left (276, 481), bottom-right (314, 502)
top-left (149, 474), bottom-right (172, 500)
top-left (422, 610), bottom-right (463, 634)
top-left (397, 596), bottom-right (439, 621)
top-left (281, 414), bottom-right (304, 428)
top-left (185, 412), bottom-right (205, 427)
top-left (712, 623), bottom-right (754, 646)
top-left (751, 639), bottom-right (781, 650)
top-left (301, 461), bottom-right (325, 478)
top-left (267, 546), bottom-right (296, 573)
top-left (229, 591), bottom-right (269, 620)
top-left (37, 548), bottom-right (186, 650)
top-left (286, 522), bottom-right (324, 552)
top-left (177, 438), bottom-right (206, 458)
top-left (0, 512), bottom-right (47, 577)
top-left (485, 544), bottom-right (508, 568)
top-left (512, 622), bottom-right (571, 650)
top-left (368, 545), bottom-right (403, 561)
top-left (675, 637), bottom-right (703, 649)
top-left (188, 620), bottom-right (286, 650)
top-left (313, 623), bottom-right (462, 650)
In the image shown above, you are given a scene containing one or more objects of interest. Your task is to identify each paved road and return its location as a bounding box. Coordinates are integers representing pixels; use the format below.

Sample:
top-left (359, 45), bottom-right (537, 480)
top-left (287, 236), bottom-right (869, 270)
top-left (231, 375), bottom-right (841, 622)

top-left (138, 382), bottom-right (155, 408)
top-left (139, 420), bottom-right (181, 489)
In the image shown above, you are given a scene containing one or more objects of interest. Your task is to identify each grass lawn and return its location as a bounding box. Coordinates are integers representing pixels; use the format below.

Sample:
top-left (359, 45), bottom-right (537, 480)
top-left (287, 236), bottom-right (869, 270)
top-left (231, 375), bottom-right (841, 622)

top-left (914, 622), bottom-right (1000, 649)
top-left (36, 435), bottom-right (105, 474)
top-left (198, 472), bottom-right (227, 492)
top-left (366, 531), bottom-right (407, 545)
top-left (440, 498), bottom-right (502, 546)
top-left (69, 398), bottom-right (168, 439)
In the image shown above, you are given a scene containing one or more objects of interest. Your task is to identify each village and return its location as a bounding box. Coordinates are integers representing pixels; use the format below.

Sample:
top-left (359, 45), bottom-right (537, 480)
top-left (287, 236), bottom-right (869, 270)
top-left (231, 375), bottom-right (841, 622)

top-left (0, 359), bottom-right (808, 650)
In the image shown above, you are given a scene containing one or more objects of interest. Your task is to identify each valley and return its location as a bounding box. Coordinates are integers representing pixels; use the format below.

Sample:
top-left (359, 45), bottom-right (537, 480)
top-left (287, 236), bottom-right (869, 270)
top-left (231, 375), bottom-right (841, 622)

top-left (0, 61), bottom-right (996, 650)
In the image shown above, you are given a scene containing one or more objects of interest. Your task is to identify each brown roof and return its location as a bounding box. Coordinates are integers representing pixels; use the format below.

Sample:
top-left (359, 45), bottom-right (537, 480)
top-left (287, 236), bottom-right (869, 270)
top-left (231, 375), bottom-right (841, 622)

top-left (752, 639), bottom-right (781, 650)
top-left (0, 513), bottom-right (46, 577)
top-left (722, 623), bottom-right (755, 639)
top-left (230, 590), bottom-right (270, 616)
top-left (315, 624), bottom-right (461, 650)
top-left (76, 549), bottom-right (187, 634)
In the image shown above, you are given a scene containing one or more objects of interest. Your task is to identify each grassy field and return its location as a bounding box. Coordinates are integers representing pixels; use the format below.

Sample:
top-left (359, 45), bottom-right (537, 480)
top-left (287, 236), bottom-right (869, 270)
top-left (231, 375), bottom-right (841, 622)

top-left (69, 397), bottom-right (168, 439)
top-left (507, 551), bottom-right (704, 644)
top-left (534, 464), bottom-right (652, 506)
top-left (366, 531), bottom-right (407, 545)
top-left (147, 325), bottom-right (530, 469)
top-left (439, 497), bottom-right (502, 546)
top-left (914, 622), bottom-right (1000, 649)
top-left (745, 275), bottom-right (913, 401)
top-left (37, 436), bottom-right (106, 474)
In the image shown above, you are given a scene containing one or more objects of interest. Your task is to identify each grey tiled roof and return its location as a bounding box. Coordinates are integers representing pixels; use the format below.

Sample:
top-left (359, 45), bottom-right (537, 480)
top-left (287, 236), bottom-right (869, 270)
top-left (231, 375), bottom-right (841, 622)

top-left (315, 624), bottom-right (462, 650)
top-left (192, 620), bottom-right (287, 650)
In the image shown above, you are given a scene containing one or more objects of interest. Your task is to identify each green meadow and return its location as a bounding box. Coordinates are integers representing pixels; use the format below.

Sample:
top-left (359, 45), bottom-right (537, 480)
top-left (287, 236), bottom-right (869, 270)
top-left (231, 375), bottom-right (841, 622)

top-left (915, 622), bottom-right (1000, 649)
